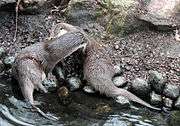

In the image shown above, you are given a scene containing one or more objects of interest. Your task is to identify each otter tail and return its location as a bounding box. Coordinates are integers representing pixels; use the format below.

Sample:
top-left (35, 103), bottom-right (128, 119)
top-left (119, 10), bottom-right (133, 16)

top-left (94, 82), bottom-right (161, 111)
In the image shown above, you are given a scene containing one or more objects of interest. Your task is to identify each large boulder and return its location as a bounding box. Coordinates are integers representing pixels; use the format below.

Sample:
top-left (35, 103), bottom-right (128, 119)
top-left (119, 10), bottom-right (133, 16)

top-left (139, 0), bottom-right (180, 30)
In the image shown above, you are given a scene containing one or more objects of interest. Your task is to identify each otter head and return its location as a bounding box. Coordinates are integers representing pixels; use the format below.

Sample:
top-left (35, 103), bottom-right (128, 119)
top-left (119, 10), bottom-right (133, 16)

top-left (49, 23), bottom-right (81, 39)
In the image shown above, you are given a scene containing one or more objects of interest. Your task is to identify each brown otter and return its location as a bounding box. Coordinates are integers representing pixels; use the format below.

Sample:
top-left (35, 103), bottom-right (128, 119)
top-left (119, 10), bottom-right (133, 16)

top-left (12, 23), bottom-right (87, 104)
top-left (58, 23), bottom-right (161, 111)
top-left (83, 40), bottom-right (161, 111)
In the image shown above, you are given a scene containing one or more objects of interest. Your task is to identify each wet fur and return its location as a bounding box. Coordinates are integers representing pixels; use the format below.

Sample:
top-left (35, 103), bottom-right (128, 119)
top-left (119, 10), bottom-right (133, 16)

top-left (83, 38), bottom-right (161, 111)
top-left (12, 26), bottom-right (87, 104)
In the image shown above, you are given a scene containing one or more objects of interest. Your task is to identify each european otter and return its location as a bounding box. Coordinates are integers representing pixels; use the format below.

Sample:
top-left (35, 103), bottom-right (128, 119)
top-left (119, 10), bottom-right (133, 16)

top-left (59, 23), bottom-right (161, 111)
top-left (12, 23), bottom-right (87, 104)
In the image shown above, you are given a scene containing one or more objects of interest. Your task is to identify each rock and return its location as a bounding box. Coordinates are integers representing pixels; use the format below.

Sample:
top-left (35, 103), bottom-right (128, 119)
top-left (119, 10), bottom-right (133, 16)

top-left (164, 97), bottom-right (173, 108)
top-left (54, 66), bottom-right (65, 80)
top-left (139, 0), bottom-right (180, 30)
top-left (0, 60), bottom-right (5, 73)
top-left (163, 84), bottom-right (179, 99)
top-left (114, 44), bottom-right (119, 50)
top-left (0, 47), bottom-right (5, 59)
top-left (0, 0), bottom-right (16, 7)
top-left (131, 78), bottom-right (151, 96)
top-left (57, 86), bottom-right (69, 98)
top-left (67, 77), bottom-right (82, 91)
top-left (114, 65), bottom-right (123, 75)
top-left (115, 96), bottom-right (130, 107)
top-left (42, 79), bottom-right (57, 92)
top-left (112, 76), bottom-right (127, 87)
top-left (148, 70), bottom-right (166, 94)
top-left (83, 86), bottom-right (96, 94)
top-left (57, 86), bottom-right (71, 105)
top-left (3, 56), bottom-right (15, 68)
top-left (174, 97), bottom-right (180, 109)
top-left (150, 91), bottom-right (162, 106)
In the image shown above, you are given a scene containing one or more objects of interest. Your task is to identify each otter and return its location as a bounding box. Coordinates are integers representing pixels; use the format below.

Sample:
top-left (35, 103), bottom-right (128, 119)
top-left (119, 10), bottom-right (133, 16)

top-left (12, 23), bottom-right (87, 104)
top-left (59, 23), bottom-right (161, 111)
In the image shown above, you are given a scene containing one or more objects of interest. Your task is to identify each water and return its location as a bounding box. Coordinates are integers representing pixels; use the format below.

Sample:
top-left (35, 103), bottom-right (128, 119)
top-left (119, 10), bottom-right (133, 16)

top-left (0, 76), bottom-right (179, 126)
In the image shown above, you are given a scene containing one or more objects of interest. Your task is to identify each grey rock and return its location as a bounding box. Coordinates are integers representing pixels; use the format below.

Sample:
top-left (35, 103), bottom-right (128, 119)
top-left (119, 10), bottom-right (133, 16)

top-left (83, 86), bottom-right (96, 93)
top-left (0, 0), bottom-right (16, 7)
top-left (0, 47), bottom-right (5, 58)
top-left (115, 96), bottom-right (130, 107)
top-left (131, 78), bottom-right (150, 96)
top-left (54, 66), bottom-right (65, 79)
top-left (148, 70), bottom-right (166, 94)
top-left (163, 84), bottom-right (179, 99)
top-left (0, 60), bottom-right (5, 73)
top-left (68, 77), bottom-right (82, 91)
top-left (164, 97), bottom-right (173, 108)
top-left (42, 78), bottom-right (57, 92)
top-left (174, 97), bottom-right (180, 109)
top-left (3, 56), bottom-right (15, 68)
top-left (112, 76), bottom-right (127, 87)
top-left (150, 91), bottom-right (162, 105)
top-left (114, 65), bottom-right (123, 75)
top-left (139, 0), bottom-right (180, 30)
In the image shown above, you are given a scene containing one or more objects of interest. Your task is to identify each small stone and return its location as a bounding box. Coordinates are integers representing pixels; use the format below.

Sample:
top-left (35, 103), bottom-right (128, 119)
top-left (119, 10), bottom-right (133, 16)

top-left (115, 96), bottom-right (130, 107)
top-left (54, 66), bottom-right (65, 79)
top-left (0, 60), bottom-right (5, 73)
top-left (131, 78), bottom-right (150, 96)
top-left (112, 76), bottom-right (127, 87)
top-left (114, 44), bottom-right (119, 50)
top-left (0, 47), bottom-right (6, 58)
top-left (148, 70), bottom-right (166, 94)
top-left (42, 78), bottom-right (57, 92)
top-left (114, 65), bottom-right (123, 75)
top-left (150, 91), bottom-right (162, 106)
top-left (67, 77), bottom-right (82, 91)
top-left (57, 86), bottom-right (69, 98)
top-left (57, 86), bottom-right (71, 105)
top-left (3, 56), bottom-right (15, 68)
top-left (83, 86), bottom-right (96, 93)
top-left (163, 84), bottom-right (179, 99)
top-left (174, 97), bottom-right (180, 109)
top-left (164, 97), bottom-right (173, 108)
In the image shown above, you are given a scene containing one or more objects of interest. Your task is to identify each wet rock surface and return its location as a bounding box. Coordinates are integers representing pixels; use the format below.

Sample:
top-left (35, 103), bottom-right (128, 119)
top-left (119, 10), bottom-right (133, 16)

top-left (112, 76), bottom-right (127, 87)
top-left (131, 78), bottom-right (150, 96)
top-left (115, 96), bottom-right (130, 108)
top-left (150, 91), bottom-right (162, 106)
top-left (163, 84), bottom-right (179, 99)
top-left (175, 97), bottom-right (180, 109)
top-left (164, 97), bottom-right (173, 108)
top-left (148, 70), bottom-right (166, 94)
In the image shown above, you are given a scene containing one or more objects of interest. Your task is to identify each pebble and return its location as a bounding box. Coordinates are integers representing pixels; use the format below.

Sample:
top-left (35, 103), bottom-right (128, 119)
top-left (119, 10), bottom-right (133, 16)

top-left (163, 84), bottom-right (179, 99)
top-left (150, 91), bottom-right (162, 106)
top-left (0, 60), bottom-right (5, 73)
top-left (164, 97), bottom-right (173, 108)
top-left (83, 86), bottom-right (96, 93)
top-left (54, 66), bottom-right (65, 79)
top-left (112, 76), bottom-right (127, 87)
top-left (114, 44), bottom-right (119, 50)
top-left (174, 97), bottom-right (180, 109)
top-left (67, 77), bottom-right (82, 91)
top-left (114, 65), bottom-right (123, 75)
top-left (42, 78), bottom-right (57, 92)
top-left (3, 56), bottom-right (15, 68)
top-left (0, 47), bottom-right (5, 58)
top-left (115, 96), bottom-right (130, 107)
top-left (57, 86), bottom-right (69, 98)
top-left (148, 70), bottom-right (166, 93)
top-left (131, 78), bottom-right (150, 96)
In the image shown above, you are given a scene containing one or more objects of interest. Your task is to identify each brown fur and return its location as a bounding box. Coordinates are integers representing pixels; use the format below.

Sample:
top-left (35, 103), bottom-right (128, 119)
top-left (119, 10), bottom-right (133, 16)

top-left (12, 24), bottom-right (87, 104)
top-left (83, 40), bottom-right (161, 110)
